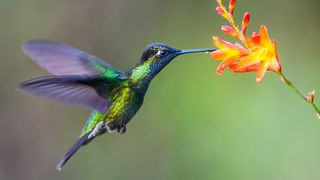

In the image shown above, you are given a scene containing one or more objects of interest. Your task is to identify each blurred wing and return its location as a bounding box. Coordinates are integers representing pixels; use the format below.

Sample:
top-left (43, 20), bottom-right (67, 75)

top-left (22, 40), bottom-right (126, 79)
top-left (17, 76), bottom-right (110, 113)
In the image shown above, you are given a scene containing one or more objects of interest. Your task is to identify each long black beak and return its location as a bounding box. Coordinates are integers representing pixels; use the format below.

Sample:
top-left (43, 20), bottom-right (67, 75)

top-left (177, 48), bottom-right (217, 55)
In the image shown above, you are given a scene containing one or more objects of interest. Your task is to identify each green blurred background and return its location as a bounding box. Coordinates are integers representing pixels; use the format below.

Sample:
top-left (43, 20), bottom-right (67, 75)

top-left (1, 0), bottom-right (320, 179)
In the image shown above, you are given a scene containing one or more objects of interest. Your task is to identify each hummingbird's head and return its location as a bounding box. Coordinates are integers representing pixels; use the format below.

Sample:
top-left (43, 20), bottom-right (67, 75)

top-left (139, 43), bottom-right (178, 65)
top-left (129, 43), bottom-right (216, 85)
top-left (139, 43), bottom-right (216, 68)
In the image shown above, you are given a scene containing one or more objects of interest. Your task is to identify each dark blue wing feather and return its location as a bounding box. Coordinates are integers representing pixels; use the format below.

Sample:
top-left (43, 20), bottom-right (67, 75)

top-left (17, 76), bottom-right (109, 113)
top-left (22, 40), bottom-right (126, 79)
top-left (19, 40), bottom-right (128, 112)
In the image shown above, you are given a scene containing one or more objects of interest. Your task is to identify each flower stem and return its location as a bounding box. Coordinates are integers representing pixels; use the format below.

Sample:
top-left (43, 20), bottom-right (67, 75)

top-left (278, 72), bottom-right (320, 118)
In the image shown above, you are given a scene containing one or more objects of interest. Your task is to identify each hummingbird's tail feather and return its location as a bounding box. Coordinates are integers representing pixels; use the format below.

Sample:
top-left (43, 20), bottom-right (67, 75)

top-left (56, 133), bottom-right (91, 171)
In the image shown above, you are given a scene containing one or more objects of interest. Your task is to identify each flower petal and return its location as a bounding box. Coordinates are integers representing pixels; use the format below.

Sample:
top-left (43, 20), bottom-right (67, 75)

top-left (230, 63), bottom-right (260, 73)
top-left (213, 37), bottom-right (246, 50)
top-left (236, 48), bottom-right (267, 69)
top-left (211, 48), bottom-right (239, 60)
top-left (256, 61), bottom-right (269, 83)
top-left (259, 25), bottom-right (273, 47)
top-left (216, 58), bottom-right (237, 74)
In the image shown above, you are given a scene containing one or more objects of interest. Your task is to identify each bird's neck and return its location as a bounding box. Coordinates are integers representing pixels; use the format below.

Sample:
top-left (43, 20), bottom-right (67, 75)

top-left (126, 60), bottom-right (170, 93)
top-left (127, 63), bottom-right (152, 93)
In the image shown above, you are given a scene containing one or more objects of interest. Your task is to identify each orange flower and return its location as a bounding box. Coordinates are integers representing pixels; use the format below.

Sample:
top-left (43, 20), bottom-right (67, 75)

top-left (211, 0), bottom-right (282, 83)
top-left (230, 26), bottom-right (281, 82)
top-left (212, 37), bottom-right (249, 74)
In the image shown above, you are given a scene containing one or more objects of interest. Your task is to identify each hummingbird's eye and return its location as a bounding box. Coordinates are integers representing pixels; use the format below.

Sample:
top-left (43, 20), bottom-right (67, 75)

top-left (156, 50), bottom-right (167, 57)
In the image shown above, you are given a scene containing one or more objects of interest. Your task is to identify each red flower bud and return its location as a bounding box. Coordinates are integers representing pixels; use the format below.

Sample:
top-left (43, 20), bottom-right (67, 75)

top-left (229, 0), bottom-right (236, 15)
top-left (241, 12), bottom-right (251, 35)
top-left (251, 32), bottom-right (260, 43)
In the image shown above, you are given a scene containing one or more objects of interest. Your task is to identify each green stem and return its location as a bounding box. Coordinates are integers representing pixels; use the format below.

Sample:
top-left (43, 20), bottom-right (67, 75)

top-left (278, 72), bottom-right (320, 118)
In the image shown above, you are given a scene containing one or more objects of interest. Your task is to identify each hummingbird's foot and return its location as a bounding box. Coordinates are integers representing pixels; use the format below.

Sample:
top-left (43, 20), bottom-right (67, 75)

top-left (118, 126), bottom-right (126, 135)
top-left (105, 124), bottom-right (116, 133)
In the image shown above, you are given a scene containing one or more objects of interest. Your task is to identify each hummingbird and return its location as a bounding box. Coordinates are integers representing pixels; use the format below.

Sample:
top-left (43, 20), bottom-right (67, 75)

top-left (17, 40), bottom-right (216, 170)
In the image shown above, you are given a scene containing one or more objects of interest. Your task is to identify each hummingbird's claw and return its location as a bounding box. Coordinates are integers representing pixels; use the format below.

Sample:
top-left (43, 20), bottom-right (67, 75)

top-left (118, 126), bottom-right (126, 135)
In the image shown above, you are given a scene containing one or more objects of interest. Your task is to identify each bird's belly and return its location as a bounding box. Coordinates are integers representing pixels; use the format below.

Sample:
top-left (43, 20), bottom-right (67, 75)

top-left (105, 88), bottom-right (144, 131)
